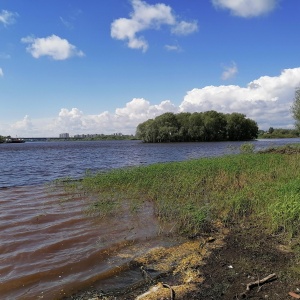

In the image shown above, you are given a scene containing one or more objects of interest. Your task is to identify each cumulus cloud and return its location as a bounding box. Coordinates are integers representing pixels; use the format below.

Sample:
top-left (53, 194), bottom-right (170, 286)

top-left (0, 68), bottom-right (3, 77)
top-left (0, 9), bottom-right (18, 26)
top-left (111, 0), bottom-right (198, 51)
top-left (21, 34), bottom-right (85, 60)
top-left (221, 61), bottom-right (238, 80)
top-left (11, 115), bottom-right (33, 131)
top-left (3, 67), bottom-right (300, 137)
top-left (51, 99), bottom-right (178, 135)
top-left (180, 67), bottom-right (300, 128)
top-left (46, 68), bottom-right (300, 135)
top-left (211, 0), bottom-right (279, 17)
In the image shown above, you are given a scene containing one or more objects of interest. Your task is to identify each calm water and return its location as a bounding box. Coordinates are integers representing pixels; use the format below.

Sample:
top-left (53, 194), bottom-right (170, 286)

top-left (1, 139), bottom-right (299, 299)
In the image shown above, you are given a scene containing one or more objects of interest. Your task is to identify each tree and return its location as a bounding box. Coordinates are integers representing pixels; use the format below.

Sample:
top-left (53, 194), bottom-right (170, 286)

top-left (136, 111), bottom-right (258, 142)
top-left (188, 112), bottom-right (205, 141)
top-left (291, 87), bottom-right (300, 130)
top-left (136, 119), bottom-right (158, 142)
top-left (226, 113), bottom-right (258, 141)
top-left (176, 112), bottom-right (191, 141)
top-left (155, 112), bottom-right (179, 142)
top-left (202, 110), bottom-right (227, 141)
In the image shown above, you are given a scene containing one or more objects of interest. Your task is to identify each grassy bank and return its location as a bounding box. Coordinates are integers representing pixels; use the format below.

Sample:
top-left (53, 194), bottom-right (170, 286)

top-left (60, 144), bottom-right (300, 299)
top-left (63, 144), bottom-right (300, 239)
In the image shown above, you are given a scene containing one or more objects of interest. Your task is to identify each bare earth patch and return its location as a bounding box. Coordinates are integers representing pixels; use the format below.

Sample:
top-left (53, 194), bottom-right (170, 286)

top-left (65, 221), bottom-right (300, 300)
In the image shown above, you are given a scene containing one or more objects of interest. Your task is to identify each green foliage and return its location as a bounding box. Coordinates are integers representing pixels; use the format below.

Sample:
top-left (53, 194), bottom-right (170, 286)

top-left (258, 128), bottom-right (299, 139)
top-left (226, 113), bottom-right (258, 141)
top-left (269, 190), bottom-right (300, 236)
top-left (136, 111), bottom-right (258, 143)
top-left (239, 143), bottom-right (255, 154)
top-left (0, 135), bottom-right (4, 143)
top-left (291, 87), bottom-right (300, 130)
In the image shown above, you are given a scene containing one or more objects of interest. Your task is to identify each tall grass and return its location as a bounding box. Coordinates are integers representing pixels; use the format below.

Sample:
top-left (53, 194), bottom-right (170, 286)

top-left (62, 145), bottom-right (300, 237)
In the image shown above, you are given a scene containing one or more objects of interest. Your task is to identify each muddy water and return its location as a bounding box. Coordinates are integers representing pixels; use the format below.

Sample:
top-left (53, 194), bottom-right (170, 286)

top-left (0, 185), bottom-right (175, 300)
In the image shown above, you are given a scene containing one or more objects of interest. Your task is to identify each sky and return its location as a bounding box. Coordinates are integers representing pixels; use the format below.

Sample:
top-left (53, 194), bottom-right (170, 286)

top-left (1, 0), bottom-right (300, 137)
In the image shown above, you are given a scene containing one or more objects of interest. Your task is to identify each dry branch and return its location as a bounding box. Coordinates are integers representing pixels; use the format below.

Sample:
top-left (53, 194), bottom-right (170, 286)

top-left (289, 291), bottom-right (300, 299)
top-left (240, 273), bottom-right (277, 298)
top-left (246, 273), bottom-right (277, 291)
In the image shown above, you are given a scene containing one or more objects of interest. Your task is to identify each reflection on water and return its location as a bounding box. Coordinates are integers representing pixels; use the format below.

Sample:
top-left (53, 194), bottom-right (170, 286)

top-left (0, 185), bottom-right (177, 300)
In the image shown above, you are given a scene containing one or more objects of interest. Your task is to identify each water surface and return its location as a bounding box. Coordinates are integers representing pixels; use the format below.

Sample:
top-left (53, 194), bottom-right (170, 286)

top-left (1, 138), bottom-right (299, 299)
top-left (1, 139), bottom-right (299, 188)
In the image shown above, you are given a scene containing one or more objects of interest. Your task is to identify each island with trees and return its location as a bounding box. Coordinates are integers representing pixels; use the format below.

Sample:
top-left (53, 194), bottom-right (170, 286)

top-left (136, 111), bottom-right (258, 143)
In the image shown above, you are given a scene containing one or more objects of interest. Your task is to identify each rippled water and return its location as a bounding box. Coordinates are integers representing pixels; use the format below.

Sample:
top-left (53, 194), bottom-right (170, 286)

top-left (0, 185), bottom-right (176, 300)
top-left (1, 139), bottom-right (299, 299)
top-left (2, 139), bottom-right (300, 188)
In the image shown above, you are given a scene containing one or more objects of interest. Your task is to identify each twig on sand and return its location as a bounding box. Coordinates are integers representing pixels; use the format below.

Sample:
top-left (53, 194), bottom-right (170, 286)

top-left (240, 273), bottom-right (277, 298)
top-left (289, 291), bottom-right (300, 299)
top-left (135, 282), bottom-right (175, 300)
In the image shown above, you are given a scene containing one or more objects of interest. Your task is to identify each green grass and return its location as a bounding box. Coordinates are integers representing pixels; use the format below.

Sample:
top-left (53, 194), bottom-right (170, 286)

top-left (59, 144), bottom-right (300, 238)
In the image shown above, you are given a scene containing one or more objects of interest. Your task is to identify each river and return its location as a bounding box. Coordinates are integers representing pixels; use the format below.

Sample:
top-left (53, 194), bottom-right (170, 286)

top-left (0, 139), bottom-right (299, 299)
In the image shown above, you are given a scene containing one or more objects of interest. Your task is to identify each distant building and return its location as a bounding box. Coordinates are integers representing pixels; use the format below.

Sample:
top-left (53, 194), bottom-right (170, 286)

top-left (59, 133), bottom-right (69, 138)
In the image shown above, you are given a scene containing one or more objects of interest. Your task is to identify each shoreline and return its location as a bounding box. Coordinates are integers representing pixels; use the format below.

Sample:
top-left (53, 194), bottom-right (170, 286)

top-left (63, 220), bottom-right (299, 300)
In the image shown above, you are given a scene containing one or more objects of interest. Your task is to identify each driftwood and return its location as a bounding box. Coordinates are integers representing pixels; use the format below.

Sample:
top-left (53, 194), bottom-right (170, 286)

top-left (289, 291), bottom-right (300, 299)
top-left (136, 266), bottom-right (175, 299)
top-left (240, 273), bottom-right (277, 298)
top-left (135, 282), bottom-right (175, 300)
top-left (246, 273), bottom-right (277, 291)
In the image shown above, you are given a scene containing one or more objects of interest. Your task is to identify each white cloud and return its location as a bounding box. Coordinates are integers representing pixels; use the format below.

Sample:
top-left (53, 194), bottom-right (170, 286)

top-left (50, 99), bottom-right (178, 135)
top-left (3, 67), bottom-right (300, 137)
top-left (164, 44), bottom-right (182, 52)
top-left (21, 35), bottom-right (85, 60)
top-left (0, 9), bottom-right (18, 26)
top-left (211, 0), bottom-right (279, 17)
top-left (171, 21), bottom-right (198, 36)
top-left (111, 0), bottom-right (198, 51)
top-left (0, 68), bottom-right (3, 77)
top-left (221, 61), bottom-right (238, 80)
top-left (11, 115), bottom-right (33, 131)
top-left (180, 67), bottom-right (300, 128)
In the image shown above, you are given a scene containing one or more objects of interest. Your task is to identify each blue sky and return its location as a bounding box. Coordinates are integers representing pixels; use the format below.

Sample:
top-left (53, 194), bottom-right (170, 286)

top-left (1, 0), bottom-right (300, 137)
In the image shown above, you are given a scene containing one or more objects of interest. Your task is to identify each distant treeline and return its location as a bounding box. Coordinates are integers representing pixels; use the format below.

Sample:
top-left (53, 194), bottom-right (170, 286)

top-left (0, 134), bottom-right (136, 143)
top-left (72, 134), bottom-right (136, 141)
top-left (53, 134), bottom-right (136, 141)
top-left (136, 111), bottom-right (258, 143)
top-left (258, 128), bottom-right (300, 139)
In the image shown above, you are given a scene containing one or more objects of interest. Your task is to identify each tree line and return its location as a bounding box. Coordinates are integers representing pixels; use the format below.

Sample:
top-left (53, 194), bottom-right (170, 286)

top-left (258, 128), bottom-right (299, 139)
top-left (136, 111), bottom-right (258, 143)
